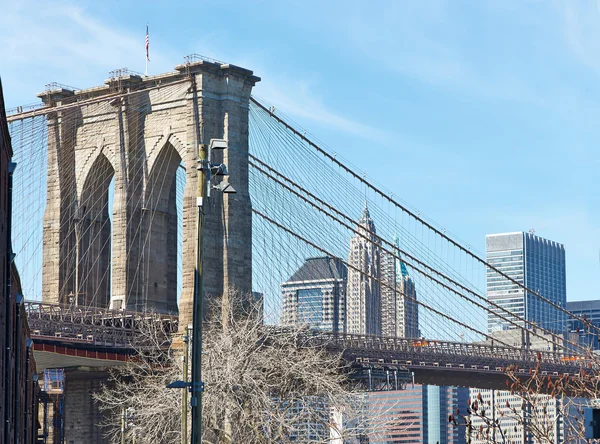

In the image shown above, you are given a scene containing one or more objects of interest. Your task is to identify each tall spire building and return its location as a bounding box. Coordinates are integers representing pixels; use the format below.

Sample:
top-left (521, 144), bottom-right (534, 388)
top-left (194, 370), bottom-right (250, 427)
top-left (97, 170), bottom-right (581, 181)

top-left (381, 235), bottom-right (419, 338)
top-left (346, 203), bottom-right (382, 335)
top-left (283, 202), bottom-right (419, 338)
top-left (398, 266), bottom-right (419, 338)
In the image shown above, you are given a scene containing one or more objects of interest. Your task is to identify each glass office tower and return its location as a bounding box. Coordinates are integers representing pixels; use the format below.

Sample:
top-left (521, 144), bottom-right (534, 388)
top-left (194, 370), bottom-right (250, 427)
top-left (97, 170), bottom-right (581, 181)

top-left (281, 256), bottom-right (347, 332)
top-left (567, 300), bottom-right (600, 349)
top-left (486, 232), bottom-right (566, 334)
top-left (472, 232), bottom-right (568, 444)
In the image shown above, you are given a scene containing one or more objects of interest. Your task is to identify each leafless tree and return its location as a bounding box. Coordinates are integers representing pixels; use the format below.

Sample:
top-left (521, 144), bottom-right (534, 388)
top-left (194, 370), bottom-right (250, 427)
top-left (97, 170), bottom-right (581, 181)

top-left (449, 352), bottom-right (595, 443)
top-left (92, 313), bottom-right (181, 443)
top-left (94, 293), bottom-right (404, 443)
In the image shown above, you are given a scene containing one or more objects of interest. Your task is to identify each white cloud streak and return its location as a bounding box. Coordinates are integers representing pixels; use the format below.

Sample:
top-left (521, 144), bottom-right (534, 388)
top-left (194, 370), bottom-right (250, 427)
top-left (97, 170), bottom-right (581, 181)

top-left (0, 2), bottom-right (387, 143)
top-left (561, 0), bottom-right (600, 73)
top-left (325, 0), bottom-right (600, 143)
top-left (0, 2), bottom-right (172, 102)
top-left (254, 76), bottom-right (390, 143)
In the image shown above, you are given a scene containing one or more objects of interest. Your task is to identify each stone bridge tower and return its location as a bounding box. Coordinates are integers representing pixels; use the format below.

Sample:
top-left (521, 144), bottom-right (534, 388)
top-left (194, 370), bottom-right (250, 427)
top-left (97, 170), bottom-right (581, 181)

top-left (39, 60), bottom-right (259, 328)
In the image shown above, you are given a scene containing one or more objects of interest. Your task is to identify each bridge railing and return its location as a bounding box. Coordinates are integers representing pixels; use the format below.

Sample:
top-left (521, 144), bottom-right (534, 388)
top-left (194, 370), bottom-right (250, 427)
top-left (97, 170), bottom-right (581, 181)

top-left (25, 307), bottom-right (587, 370)
top-left (6, 102), bottom-right (47, 117)
top-left (293, 330), bottom-right (584, 368)
top-left (25, 301), bottom-right (178, 348)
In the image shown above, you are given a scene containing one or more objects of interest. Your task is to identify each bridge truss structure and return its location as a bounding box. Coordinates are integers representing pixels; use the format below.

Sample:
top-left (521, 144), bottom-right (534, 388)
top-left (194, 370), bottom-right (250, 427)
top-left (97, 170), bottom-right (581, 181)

top-left (25, 301), bottom-right (177, 348)
top-left (24, 300), bottom-right (588, 392)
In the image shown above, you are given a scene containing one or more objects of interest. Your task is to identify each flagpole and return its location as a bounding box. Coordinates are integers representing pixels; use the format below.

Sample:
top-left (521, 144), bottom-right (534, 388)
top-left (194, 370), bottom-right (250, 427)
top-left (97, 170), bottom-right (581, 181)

top-left (145, 23), bottom-right (149, 77)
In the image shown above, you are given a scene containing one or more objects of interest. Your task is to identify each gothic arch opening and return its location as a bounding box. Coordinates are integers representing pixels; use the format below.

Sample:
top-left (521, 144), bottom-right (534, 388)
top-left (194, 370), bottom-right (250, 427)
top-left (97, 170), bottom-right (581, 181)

top-left (139, 142), bottom-right (184, 314)
top-left (76, 152), bottom-right (115, 308)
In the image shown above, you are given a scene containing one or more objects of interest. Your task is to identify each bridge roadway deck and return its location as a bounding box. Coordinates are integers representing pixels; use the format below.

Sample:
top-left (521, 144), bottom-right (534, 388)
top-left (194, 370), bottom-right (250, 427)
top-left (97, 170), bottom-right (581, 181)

top-left (32, 337), bottom-right (132, 372)
top-left (300, 331), bottom-right (587, 391)
top-left (25, 301), bottom-right (176, 371)
top-left (25, 302), bottom-right (588, 390)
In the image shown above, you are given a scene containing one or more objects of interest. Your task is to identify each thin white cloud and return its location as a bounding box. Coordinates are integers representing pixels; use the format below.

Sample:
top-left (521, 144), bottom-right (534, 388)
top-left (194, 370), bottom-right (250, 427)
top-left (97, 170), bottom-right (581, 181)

top-left (561, 1), bottom-right (600, 73)
top-left (0, 2), bottom-right (388, 144)
top-left (254, 77), bottom-right (390, 144)
top-left (341, 2), bottom-right (540, 104)
top-left (183, 37), bottom-right (393, 144)
top-left (332, 0), bottom-right (600, 138)
top-left (0, 2), bottom-right (173, 102)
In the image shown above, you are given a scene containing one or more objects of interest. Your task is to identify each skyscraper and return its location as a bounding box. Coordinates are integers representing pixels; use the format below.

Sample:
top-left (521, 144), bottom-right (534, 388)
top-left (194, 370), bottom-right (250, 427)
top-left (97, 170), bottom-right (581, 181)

top-left (346, 203), bottom-right (382, 335)
top-left (471, 231), bottom-right (568, 443)
top-left (281, 207), bottom-right (423, 442)
top-left (281, 256), bottom-right (347, 332)
top-left (380, 249), bottom-right (396, 337)
top-left (397, 238), bottom-right (419, 338)
top-left (567, 300), bottom-right (600, 350)
top-left (281, 206), bottom-right (419, 340)
top-left (280, 257), bottom-right (348, 442)
top-left (486, 232), bottom-right (566, 334)
top-left (381, 236), bottom-right (419, 338)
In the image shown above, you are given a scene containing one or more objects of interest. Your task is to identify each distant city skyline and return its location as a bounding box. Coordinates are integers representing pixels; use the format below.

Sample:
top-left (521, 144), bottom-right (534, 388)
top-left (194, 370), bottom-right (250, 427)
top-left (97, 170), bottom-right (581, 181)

top-left (282, 203), bottom-right (419, 339)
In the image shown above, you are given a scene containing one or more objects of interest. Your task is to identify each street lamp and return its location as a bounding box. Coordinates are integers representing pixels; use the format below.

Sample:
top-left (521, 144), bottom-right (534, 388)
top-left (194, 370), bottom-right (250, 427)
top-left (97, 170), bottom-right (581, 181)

top-left (167, 139), bottom-right (234, 444)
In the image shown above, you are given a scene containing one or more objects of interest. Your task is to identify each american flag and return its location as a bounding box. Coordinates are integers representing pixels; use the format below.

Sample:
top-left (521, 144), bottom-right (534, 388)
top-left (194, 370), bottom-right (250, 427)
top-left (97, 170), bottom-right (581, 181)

top-left (145, 24), bottom-right (150, 61)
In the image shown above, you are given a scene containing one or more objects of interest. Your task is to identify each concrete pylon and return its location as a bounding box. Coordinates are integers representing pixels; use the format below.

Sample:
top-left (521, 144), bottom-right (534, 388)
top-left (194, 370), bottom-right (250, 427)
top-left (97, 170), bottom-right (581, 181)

top-left (39, 61), bottom-right (260, 327)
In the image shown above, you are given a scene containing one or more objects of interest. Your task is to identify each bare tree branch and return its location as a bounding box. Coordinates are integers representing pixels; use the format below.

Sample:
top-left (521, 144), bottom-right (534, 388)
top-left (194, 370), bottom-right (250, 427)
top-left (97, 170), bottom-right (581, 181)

top-left (93, 291), bottom-right (405, 443)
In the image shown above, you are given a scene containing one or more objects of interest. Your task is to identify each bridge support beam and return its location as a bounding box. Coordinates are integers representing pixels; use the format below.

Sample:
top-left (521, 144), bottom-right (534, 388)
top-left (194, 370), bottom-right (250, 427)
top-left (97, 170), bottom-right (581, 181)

top-left (63, 369), bottom-right (110, 444)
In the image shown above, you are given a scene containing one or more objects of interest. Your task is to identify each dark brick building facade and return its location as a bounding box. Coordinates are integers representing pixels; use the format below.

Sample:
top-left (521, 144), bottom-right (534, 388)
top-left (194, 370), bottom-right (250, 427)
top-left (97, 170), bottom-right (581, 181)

top-left (0, 79), bottom-right (39, 444)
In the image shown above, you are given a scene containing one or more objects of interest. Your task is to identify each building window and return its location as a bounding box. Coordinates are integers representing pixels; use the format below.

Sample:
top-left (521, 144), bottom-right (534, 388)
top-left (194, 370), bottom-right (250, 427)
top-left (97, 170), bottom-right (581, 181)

top-left (297, 288), bottom-right (323, 326)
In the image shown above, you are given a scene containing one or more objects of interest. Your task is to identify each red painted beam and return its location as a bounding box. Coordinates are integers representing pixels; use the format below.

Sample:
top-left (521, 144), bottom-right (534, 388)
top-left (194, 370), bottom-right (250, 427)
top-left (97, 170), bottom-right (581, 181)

top-left (33, 342), bottom-right (129, 362)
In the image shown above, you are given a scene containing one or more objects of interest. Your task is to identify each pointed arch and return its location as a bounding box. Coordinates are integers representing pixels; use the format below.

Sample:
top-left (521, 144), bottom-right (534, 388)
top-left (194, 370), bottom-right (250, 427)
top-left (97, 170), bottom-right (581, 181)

top-left (146, 132), bottom-right (187, 177)
top-left (137, 141), bottom-right (183, 313)
top-left (77, 144), bottom-right (117, 199)
top-left (77, 152), bottom-right (115, 308)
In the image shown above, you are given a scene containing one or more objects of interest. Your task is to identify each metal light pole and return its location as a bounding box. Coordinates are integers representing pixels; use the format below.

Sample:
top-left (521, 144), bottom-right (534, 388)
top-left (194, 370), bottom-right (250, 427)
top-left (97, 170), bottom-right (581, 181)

top-left (182, 327), bottom-right (189, 444)
top-left (190, 142), bottom-right (207, 444)
top-left (189, 139), bottom-right (233, 444)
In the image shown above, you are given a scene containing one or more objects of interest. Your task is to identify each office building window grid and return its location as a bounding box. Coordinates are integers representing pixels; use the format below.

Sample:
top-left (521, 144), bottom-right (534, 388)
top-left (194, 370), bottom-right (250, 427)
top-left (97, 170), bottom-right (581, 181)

top-left (296, 288), bottom-right (323, 326)
top-left (473, 232), bottom-right (568, 443)
top-left (567, 300), bottom-right (600, 349)
top-left (281, 257), bottom-right (346, 333)
top-left (486, 232), bottom-right (566, 334)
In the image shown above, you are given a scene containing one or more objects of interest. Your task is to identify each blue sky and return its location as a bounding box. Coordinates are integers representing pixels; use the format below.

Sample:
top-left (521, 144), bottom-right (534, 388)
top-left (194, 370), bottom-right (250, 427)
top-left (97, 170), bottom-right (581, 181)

top-left (1, 0), bottom-right (598, 302)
